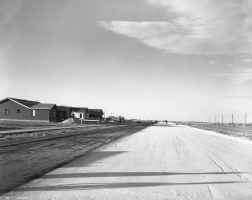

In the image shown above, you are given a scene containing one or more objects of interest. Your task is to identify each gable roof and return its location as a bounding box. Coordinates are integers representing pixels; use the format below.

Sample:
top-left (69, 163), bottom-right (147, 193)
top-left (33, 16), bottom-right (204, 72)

top-left (72, 107), bottom-right (88, 113)
top-left (57, 106), bottom-right (73, 111)
top-left (30, 103), bottom-right (57, 110)
top-left (89, 109), bottom-right (104, 114)
top-left (0, 97), bottom-right (40, 108)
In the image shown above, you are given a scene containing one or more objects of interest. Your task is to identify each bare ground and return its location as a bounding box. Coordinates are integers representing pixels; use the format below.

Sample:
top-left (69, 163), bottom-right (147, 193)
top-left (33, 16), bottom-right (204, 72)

top-left (1, 123), bottom-right (252, 200)
top-left (0, 124), bottom-right (150, 195)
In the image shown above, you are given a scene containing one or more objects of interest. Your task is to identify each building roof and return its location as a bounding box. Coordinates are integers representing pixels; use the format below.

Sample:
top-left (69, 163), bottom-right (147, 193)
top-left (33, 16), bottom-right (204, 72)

top-left (57, 106), bottom-right (72, 111)
top-left (0, 97), bottom-right (40, 108)
top-left (30, 103), bottom-right (56, 110)
top-left (89, 109), bottom-right (104, 114)
top-left (72, 107), bottom-right (88, 113)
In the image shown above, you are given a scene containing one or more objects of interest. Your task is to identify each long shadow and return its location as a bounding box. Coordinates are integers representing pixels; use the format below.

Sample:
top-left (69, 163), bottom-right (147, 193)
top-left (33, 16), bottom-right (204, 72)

top-left (16, 181), bottom-right (247, 191)
top-left (41, 172), bottom-right (247, 179)
top-left (0, 151), bottom-right (128, 195)
top-left (152, 124), bottom-right (178, 127)
top-left (62, 151), bottom-right (128, 168)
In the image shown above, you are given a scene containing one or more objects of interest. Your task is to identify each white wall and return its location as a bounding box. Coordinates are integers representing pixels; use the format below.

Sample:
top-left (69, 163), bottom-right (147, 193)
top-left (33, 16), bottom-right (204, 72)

top-left (73, 112), bottom-right (84, 119)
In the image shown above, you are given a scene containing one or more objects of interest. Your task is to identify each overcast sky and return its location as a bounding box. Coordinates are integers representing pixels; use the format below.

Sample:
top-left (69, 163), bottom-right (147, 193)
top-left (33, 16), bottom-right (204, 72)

top-left (0, 0), bottom-right (252, 122)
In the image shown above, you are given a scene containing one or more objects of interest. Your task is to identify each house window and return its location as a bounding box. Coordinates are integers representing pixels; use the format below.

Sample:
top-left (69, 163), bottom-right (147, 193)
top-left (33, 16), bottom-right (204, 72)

top-left (79, 114), bottom-right (83, 119)
top-left (5, 109), bottom-right (10, 115)
top-left (17, 109), bottom-right (21, 113)
top-left (32, 110), bottom-right (36, 116)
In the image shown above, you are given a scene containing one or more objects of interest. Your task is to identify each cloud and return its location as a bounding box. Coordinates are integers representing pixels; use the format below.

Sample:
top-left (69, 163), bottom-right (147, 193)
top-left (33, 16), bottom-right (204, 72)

top-left (227, 64), bottom-right (235, 68)
top-left (216, 67), bottom-right (252, 82)
top-left (243, 58), bottom-right (252, 62)
top-left (231, 68), bottom-right (252, 83)
top-left (209, 61), bottom-right (216, 65)
top-left (100, 0), bottom-right (252, 54)
top-left (100, 20), bottom-right (209, 54)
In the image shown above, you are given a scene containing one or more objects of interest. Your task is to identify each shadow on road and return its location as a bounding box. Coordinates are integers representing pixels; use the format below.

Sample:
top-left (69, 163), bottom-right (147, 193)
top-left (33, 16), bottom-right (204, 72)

top-left (62, 151), bottom-right (128, 168)
top-left (152, 124), bottom-right (178, 127)
top-left (16, 181), bottom-right (247, 191)
top-left (41, 171), bottom-right (247, 179)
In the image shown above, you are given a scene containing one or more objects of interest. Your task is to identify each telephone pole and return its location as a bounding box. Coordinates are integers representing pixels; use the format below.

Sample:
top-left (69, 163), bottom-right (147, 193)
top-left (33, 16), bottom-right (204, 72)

top-left (245, 113), bottom-right (247, 125)
top-left (222, 115), bottom-right (223, 124)
top-left (232, 113), bottom-right (234, 124)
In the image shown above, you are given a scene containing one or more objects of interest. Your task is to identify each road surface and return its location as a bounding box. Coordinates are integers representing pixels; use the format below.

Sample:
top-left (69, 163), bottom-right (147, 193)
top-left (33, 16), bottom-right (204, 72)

top-left (1, 123), bottom-right (252, 200)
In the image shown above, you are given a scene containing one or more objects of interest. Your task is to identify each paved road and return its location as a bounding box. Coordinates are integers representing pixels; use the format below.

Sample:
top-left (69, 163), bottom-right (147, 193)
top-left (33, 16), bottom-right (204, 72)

top-left (1, 123), bottom-right (252, 200)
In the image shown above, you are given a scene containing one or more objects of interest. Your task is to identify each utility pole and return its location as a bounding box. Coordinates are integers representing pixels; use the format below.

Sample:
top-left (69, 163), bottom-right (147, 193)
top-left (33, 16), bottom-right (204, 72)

top-left (245, 113), bottom-right (247, 125)
top-left (209, 117), bottom-right (210, 123)
top-left (214, 116), bottom-right (216, 124)
top-left (222, 115), bottom-right (223, 124)
top-left (232, 113), bottom-right (234, 124)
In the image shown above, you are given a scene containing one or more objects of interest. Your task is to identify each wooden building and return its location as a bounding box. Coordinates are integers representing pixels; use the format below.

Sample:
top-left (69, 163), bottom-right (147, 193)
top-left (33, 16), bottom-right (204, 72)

top-left (0, 97), bottom-right (57, 122)
top-left (56, 106), bottom-right (73, 122)
top-left (88, 109), bottom-right (104, 120)
top-left (72, 107), bottom-right (89, 120)
top-left (30, 103), bottom-right (57, 122)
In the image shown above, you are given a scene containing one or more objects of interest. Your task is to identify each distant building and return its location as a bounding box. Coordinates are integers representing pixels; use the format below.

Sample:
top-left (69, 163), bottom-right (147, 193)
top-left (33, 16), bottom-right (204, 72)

top-left (0, 97), bottom-right (105, 123)
top-left (72, 107), bottom-right (89, 120)
top-left (57, 106), bottom-right (73, 122)
top-left (88, 109), bottom-right (104, 120)
top-left (106, 116), bottom-right (124, 122)
top-left (0, 97), bottom-right (57, 122)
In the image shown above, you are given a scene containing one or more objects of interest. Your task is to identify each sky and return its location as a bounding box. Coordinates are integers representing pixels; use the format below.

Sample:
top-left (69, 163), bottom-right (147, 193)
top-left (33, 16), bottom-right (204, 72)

top-left (0, 0), bottom-right (252, 122)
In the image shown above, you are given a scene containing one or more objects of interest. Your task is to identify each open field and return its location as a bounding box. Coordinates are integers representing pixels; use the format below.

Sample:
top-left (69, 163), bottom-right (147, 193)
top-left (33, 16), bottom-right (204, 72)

top-left (0, 120), bottom-right (109, 144)
top-left (178, 122), bottom-right (252, 141)
top-left (0, 120), bottom-right (151, 144)
top-left (0, 120), bottom-right (65, 131)
top-left (0, 125), bottom-right (110, 145)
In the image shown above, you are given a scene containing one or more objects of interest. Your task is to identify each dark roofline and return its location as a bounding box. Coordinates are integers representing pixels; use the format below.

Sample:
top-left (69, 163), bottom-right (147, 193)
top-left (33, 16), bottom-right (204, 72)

top-left (0, 97), bottom-right (40, 108)
top-left (57, 106), bottom-right (73, 111)
top-left (89, 109), bottom-right (104, 114)
top-left (30, 103), bottom-right (57, 110)
top-left (72, 107), bottom-right (89, 112)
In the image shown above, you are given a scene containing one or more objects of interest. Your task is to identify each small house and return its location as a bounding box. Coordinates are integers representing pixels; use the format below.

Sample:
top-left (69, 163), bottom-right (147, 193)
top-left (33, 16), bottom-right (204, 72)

top-left (0, 97), bottom-right (57, 122)
top-left (72, 107), bottom-right (89, 120)
top-left (88, 109), bottom-right (104, 120)
top-left (56, 106), bottom-right (73, 122)
top-left (30, 103), bottom-right (58, 122)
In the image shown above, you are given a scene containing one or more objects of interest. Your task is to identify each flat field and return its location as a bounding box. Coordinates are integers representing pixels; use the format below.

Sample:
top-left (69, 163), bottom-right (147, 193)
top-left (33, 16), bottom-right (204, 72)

top-left (0, 120), bottom-right (62, 131)
top-left (180, 122), bottom-right (252, 141)
top-left (0, 120), bottom-right (105, 144)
